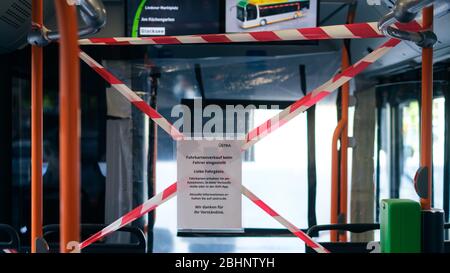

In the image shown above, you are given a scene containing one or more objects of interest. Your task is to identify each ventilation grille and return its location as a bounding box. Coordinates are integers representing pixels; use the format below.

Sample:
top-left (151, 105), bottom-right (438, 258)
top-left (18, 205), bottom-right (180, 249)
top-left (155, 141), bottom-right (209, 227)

top-left (0, 0), bottom-right (31, 29)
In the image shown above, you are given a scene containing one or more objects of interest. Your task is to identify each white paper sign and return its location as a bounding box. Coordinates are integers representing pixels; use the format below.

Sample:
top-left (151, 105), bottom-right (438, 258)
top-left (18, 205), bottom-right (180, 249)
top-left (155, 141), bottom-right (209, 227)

top-left (177, 139), bottom-right (242, 232)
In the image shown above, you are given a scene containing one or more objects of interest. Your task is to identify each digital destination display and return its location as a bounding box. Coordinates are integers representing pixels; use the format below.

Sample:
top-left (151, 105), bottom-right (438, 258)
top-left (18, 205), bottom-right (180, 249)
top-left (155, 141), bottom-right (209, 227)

top-left (127, 0), bottom-right (221, 37)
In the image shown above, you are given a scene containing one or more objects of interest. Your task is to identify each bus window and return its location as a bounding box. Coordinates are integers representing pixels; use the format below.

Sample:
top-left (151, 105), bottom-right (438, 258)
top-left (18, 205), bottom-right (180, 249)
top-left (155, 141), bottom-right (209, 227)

top-left (400, 100), bottom-right (420, 201)
top-left (246, 4), bottom-right (257, 21)
top-left (260, 4), bottom-right (299, 18)
top-left (237, 6), bottom-right (245, 21)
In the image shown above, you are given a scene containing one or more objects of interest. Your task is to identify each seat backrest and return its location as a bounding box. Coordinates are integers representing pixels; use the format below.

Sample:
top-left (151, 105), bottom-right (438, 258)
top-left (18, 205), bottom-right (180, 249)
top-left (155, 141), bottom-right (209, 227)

top-left (43, 224), bottom-right (147, 253)
top-left (0, 224), bottom-right (20, 253)
top-left (306, 223), bottom-right (380, 253)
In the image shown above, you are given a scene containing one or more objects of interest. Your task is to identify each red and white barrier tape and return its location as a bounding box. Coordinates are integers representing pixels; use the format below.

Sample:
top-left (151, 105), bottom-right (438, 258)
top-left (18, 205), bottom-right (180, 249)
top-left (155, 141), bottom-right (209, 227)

top-left (79, 182), bottom-right (177, 250)
top-left (78, 21), bottom-right (421, 46)
top-left (78, 39), bottom-right (399, 251)
top-left (80, 182), bottom-right (329, 253)
top-left (78, 51), bottom-right (184, 141)
top-left (78, 38), bottom-right (399, 251)
top-left (77, 20), bottom-right (419, 252)
top-left (241, 38), bottom-right (400, 150)
top-left (241, 185), bottom-right (329, 253)
top-left (1, 249), bottom-right (18, 253)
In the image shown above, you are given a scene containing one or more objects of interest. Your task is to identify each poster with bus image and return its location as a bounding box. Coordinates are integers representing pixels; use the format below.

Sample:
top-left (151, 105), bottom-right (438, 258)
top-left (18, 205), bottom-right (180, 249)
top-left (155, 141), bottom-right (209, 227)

top-left (226, 0), bottom-right (317, 32)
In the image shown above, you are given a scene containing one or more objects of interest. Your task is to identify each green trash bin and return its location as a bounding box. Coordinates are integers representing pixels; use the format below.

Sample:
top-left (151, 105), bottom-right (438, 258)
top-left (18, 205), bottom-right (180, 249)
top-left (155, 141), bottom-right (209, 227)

top-left (380, 199), bottom-right (421, 253)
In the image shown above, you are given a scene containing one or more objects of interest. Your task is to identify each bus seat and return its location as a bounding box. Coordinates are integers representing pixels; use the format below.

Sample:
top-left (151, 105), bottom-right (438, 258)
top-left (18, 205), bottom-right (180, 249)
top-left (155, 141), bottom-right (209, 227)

top-left (306, 223), bottom-right (380, 253)
top-left (43, 224), bottom-right (146, 253)
top-left (0, 224), bottom-right (20, 253)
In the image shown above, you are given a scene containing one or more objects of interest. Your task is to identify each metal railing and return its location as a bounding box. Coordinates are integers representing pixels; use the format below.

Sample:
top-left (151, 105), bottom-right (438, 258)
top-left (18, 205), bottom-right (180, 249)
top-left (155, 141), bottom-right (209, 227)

top-left (28, 0), bottom-right (106, 46)
top-left (378, 0), bottom-right (437, 48)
